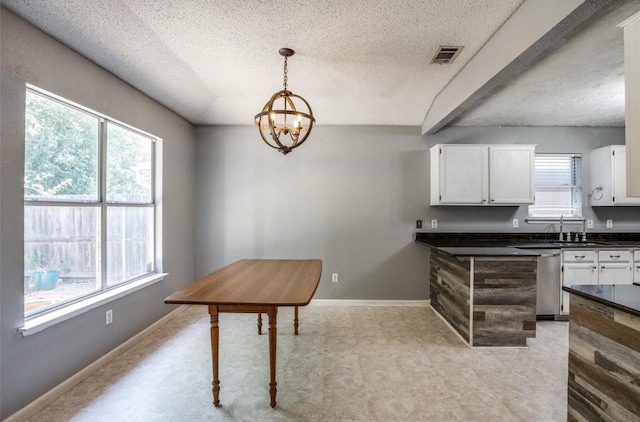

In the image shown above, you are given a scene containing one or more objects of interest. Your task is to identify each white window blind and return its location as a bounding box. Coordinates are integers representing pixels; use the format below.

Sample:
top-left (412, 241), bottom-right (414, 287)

top-left (528, 154), bottom-right (582, 218)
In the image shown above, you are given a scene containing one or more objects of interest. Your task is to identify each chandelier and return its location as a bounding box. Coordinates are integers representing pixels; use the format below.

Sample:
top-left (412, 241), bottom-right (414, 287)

top-left (254, 48), bottom-right (315, 155)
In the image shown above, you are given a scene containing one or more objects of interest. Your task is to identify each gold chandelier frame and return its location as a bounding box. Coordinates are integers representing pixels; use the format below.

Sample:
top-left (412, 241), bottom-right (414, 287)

top-left (254, 48), bottom-right (316, 155)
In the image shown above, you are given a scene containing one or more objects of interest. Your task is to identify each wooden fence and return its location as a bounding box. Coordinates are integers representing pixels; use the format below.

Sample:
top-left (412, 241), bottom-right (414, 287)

top-left (24, 205), bottom-right (152, 284)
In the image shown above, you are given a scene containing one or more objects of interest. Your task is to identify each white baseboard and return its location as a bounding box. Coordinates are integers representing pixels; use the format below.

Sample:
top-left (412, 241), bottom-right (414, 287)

top-left (310, 299), bottom-right (430, 307)
top-left (4, 305), bottom-right (190, 422)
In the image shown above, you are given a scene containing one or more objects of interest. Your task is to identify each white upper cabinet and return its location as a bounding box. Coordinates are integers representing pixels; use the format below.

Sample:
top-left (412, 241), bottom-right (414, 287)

top-left (430, 144), bottom-right (535, 206)
top-left (431, 145), bottom-right (488, 204)
top-left (590, 145), bottom-right (640, 206)
top-left (489, 145), bottom-right (536, 204)
top-left (620, 12), bottom-right (640, 197)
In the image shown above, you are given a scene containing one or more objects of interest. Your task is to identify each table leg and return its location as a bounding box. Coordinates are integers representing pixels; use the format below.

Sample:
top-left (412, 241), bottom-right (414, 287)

top-left (267, 306), bottom-right (278, 408)
top-left (294, 306), bottom-right (299, 335)
top-left (209, 305), bottom-right (221, 407)
top-left (257, 313), bottom-right (262, 335)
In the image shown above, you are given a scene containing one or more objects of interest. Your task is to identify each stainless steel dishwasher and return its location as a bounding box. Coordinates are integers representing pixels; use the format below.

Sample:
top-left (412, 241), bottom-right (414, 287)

top-left (531, 249), bottom-right (562, 319)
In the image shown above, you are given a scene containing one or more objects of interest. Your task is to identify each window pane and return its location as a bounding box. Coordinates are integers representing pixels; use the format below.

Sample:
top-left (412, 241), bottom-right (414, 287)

top-left (107, 124), bottom-right (153, 203)
top-left (25, 91), bottom-right (99, 201)
top-left (107, 206), bottom-right (154, 286)
top-left (535, 158), bottom-right (571, 186)
top-left (24, 206), bottom-right (100, 315)
top-left (529, 154), bottom-right (582, 218)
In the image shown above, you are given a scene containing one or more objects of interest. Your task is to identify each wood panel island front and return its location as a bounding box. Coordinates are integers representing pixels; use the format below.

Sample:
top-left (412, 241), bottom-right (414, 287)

top-left (562, 284), bottom-right (640, 421)
top-left (426, 245), bottom-right (539, 347)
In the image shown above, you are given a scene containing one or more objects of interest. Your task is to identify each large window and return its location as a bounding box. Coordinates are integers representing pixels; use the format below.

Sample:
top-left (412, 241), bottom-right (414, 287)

top-left (24, 87), bottom-right (156, 317)
top-left (528, 154), bottom-right (582, 218)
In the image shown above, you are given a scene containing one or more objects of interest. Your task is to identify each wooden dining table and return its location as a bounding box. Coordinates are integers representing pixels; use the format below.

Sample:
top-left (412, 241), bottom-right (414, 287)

top-left (164, 259), bottom-right (322, 408)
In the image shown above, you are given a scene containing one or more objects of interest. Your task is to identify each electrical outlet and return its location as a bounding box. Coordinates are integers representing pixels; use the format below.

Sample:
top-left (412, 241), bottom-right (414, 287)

top-left (431, 219), bottom-right (438, 229)
top-left (587, 219), bottom-right (593, 229)
top-left (416, 220), bottom-right (422, 229)
top-left (332, 273), bottom-right (338, 283)
top-left (512, 219), bottom-right (519, 228)
top-left (606, 219), bottom-right (613, 228)
top-left (106, 309), bottom-right (113, 325)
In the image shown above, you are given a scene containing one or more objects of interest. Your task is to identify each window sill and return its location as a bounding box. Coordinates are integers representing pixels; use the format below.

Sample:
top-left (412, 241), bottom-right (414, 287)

top-left (19, 273), bottom-right (168, 337)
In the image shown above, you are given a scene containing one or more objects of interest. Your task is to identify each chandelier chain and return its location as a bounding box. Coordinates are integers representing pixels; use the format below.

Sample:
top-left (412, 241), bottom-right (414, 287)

top-left (283, 56), bottom-right (288, 91)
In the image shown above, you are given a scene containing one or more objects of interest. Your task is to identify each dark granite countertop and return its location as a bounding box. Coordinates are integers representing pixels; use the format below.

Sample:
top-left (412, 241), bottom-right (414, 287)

top-left (416, 232), bottom-right (640, 251)
top-left (436, 247), bottom-right (541, 257)
top-left (563, 284), bottom-right (640, 317)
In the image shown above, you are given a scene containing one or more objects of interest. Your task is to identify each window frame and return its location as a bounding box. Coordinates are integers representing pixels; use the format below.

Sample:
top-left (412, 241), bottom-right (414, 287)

top-left (528, 153), bottom-right (583, 219)
top-left (23, 85), bottom-right (162, 323)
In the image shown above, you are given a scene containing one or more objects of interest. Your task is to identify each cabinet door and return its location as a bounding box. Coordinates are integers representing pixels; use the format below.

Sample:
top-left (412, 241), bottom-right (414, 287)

top-left (564, 264), bottom-right (598, 285)
top-left (438, 145), bottom-right (488, 204)
top-left (622, 14), bottom-right (640, 197)
top-left (489, 145), bottom-right (535, 204)
top-left (612, 146), bottom-right (640, 205)
top-left (635, 262), bottom-right (640, 284)
top-left (562, 263), bottom-right (597, 315)
top-left (599, 263), bottom-right (633, 284)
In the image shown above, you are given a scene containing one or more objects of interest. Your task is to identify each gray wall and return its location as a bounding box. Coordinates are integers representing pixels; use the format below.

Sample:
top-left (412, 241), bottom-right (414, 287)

top-left (0, 10), bottom-right (195, 418)
top-left (195, 125), bottom-right (431, 300)
top-left (195, 125), bottom-right (640, 304)
top-left (423, 126), bottom-right (638, 233)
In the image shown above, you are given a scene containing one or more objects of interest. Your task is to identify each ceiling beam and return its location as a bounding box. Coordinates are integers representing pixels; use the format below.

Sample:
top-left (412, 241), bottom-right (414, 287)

top-left (421, 0), bottom-right (619, 135)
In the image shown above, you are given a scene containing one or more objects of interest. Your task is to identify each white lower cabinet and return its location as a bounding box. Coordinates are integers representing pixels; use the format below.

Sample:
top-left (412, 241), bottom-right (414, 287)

top-left (598, 250), bottom-right (633, 285)
top-left (563, 263), bottom-right (598, 285)
top-left (561, 250), bottom-right (597, 315)
top-left (562, 248), bottom-right (637, 314)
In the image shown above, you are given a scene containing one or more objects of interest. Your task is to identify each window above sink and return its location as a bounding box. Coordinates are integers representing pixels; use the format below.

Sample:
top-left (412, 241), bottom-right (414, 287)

top-left (528, 153), bottom-right (583, 219)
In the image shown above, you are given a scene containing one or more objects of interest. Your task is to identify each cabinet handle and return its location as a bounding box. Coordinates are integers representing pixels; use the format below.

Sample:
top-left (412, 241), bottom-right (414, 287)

top-left (481, 199), bottom-right (487, 203)
top-left (601, 266), bottom-right (605, 271)
top-left (609, 255), bottom-right (621, 260)
top-left (592, 266), bottom-right (597, 271)
top-left (490, 198), bottom-right (494, 202)
top-left (575, 255), bottom-right (585, 260)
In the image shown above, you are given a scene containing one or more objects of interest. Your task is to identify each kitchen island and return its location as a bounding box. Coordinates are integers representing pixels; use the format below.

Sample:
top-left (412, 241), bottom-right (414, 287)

top-left (562, 284), bottom-right (640, 420)
top-left (428, 246), bottom-right (539, 347)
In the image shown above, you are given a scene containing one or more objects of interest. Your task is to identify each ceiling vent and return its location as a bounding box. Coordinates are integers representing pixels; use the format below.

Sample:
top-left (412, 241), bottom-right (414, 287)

top-left (431, 46), bottom-right (464, 64)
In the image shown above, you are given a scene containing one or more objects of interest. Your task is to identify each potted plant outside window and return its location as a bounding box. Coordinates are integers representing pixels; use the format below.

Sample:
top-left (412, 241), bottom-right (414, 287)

top-left (25, 250), bottom-right (69, 290)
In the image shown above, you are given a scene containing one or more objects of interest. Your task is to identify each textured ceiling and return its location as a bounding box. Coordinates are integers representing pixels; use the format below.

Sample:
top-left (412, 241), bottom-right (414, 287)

top-left (2, 0), bottom-right (638, 128)
top-left (1, 0), bottom-right (525, 126)
top-left (451, 0), bottom-right (640, 127)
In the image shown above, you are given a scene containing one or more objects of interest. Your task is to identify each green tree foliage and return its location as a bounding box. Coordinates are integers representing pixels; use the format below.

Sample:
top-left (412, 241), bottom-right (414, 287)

top-left (25, 91), bottom-right (152, 201)
top-left (25, 92), bottom-right (98, 198)
top-left (107, 124), bottom-right (152, 200)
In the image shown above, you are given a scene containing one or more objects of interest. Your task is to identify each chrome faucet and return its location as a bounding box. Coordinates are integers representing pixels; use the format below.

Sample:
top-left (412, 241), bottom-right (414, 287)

top-left (581, 219), bottom-right (587, 242)
top-left (559, 215), bottom-right (564, 241)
